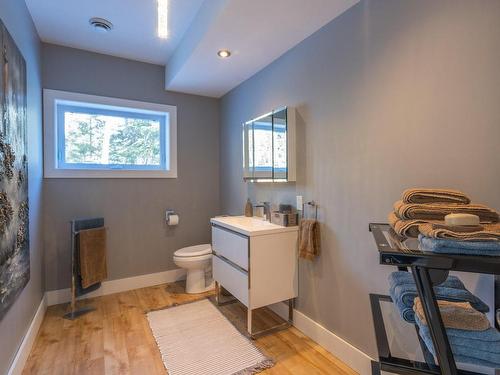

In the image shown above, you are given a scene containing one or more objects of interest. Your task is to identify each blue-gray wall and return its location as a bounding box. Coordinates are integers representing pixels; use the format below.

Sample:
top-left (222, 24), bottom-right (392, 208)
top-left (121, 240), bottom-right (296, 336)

top-left (0, 0), bottom-right (44, 373)
top-left (220, 0), bottom-right (500, 356)
top-left (42, 44), bottom-right (220, 291)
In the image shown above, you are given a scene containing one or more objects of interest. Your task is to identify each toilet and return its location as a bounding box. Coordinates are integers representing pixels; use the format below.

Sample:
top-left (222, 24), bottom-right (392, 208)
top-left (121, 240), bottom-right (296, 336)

top-left (173, 244), bottom-right (214, 294)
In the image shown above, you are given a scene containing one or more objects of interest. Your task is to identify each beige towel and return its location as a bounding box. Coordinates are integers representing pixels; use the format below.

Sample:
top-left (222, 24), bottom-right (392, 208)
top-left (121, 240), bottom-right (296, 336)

top-left (402, 188), bottom-right (471, 205)
top-left (418, 223), bottom-right (500, 242)
top-left (298, 219), bottom-right (320, 260)
top-left (393, 200), bottom-right (499, 223)
top-left (413, 297), bottom-right (490, 331)
top-left (78, 227), bottom-right (107, 289)
top-left (388, 212), bottom-right (441, 238)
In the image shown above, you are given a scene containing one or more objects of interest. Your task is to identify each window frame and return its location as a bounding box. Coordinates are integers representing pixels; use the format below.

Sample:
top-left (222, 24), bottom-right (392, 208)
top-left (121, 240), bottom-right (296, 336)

top-left (43, 89), bottom-right (177, 178)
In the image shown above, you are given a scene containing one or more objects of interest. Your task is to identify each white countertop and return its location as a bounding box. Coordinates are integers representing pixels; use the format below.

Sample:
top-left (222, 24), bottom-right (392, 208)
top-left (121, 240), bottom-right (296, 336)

top-left (210, 215), bottom-right (298, 237)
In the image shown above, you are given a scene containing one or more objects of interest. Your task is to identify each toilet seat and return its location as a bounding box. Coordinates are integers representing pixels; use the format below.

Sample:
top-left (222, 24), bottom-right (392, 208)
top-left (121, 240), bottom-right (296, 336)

top-left (174, 244), bottom-right (212, 257)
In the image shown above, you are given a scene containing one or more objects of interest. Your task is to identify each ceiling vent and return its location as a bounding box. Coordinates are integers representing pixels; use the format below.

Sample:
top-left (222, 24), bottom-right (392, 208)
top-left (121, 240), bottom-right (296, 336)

top-left (89, 17), bottom-right (113, 33)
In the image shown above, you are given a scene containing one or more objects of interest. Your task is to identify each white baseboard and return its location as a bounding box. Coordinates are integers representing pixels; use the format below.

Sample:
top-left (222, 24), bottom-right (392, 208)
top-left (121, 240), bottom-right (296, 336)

top-left (8, 295), bottom-right (47, 375)
top-left (46, 268), bottom-right (186, 306)
top-left (269, 302), bottom-right (374, 375)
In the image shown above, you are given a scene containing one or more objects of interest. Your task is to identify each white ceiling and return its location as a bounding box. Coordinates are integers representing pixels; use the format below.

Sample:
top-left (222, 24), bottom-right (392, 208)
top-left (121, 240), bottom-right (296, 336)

top-left (25, 0), bottom-right (205, 65)
top-left (25, 0), bottom-right (359, 97)
top-left (165, 0), bottom-right (359, 97)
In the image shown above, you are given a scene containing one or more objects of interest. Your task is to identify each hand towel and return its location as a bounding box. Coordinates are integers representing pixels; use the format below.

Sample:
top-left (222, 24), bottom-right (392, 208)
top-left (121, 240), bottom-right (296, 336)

top-left (418, 223), bottom-right (500, 242)
top-left (388, 212), bottom-right (441, 238)
top-left (419, 234), bottom-right (500, 256)
top-left (415, 316), bottom-right (500, 367)
top-left (78, 227), bottom-right (107, 289)
top-left (413, 298), bottom-right (490, 331)
top-left (402, 188), bottom-right (471, 205)
top-left (298, 219), bottom-right (320, 260)
top-left (393, 201), bottom-right (499, 223)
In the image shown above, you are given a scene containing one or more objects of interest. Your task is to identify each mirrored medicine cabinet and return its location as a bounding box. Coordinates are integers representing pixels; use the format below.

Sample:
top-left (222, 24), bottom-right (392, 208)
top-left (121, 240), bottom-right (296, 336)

top-left (242, 106), bottom-right (296, 182)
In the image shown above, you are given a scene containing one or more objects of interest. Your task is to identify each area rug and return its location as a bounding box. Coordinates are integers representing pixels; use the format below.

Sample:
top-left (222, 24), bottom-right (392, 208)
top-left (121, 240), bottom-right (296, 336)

top-left (147, 299), bottom-right (274, 375)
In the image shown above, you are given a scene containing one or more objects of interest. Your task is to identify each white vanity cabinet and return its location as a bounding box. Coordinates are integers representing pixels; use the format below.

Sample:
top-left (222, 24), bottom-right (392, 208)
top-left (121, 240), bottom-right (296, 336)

top-left (210, 216), bottom-right (298, 337)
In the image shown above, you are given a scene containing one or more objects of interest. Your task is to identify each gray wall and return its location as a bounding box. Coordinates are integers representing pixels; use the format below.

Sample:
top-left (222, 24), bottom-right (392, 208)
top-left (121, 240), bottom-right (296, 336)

top-left (220, 0), bottom-right (500, 357)
top-left (42, 44), bottom-right (220, 291)
top-left (0, 0), bottom-right (44, 373)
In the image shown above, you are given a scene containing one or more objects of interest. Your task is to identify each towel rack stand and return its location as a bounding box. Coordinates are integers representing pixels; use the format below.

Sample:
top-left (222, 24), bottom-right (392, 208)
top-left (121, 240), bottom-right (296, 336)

top-left (63, 217), bottom-right (105, 320)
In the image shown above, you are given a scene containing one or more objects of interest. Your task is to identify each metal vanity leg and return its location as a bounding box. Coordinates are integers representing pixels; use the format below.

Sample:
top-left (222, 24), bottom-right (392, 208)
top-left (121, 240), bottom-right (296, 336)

top-left (215, 281), bottom-right (221, 305)
top-left (412, 266), bottom-right (457, 375)
top-left (288, 298), bottom-right (294, 323)
top-left (247, 308), bottom-right (253, 336)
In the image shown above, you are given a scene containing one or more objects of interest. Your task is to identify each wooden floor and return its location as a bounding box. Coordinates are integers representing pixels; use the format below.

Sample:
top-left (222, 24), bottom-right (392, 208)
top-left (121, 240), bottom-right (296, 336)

top-left (24, 282), bottom-right (357, 375)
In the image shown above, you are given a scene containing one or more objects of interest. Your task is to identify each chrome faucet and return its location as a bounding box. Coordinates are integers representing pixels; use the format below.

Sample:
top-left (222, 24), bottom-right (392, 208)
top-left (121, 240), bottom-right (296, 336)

top-left (263, 202), bottom-right (271, 222)
top-left (254, 202), bottom-right (272, 222)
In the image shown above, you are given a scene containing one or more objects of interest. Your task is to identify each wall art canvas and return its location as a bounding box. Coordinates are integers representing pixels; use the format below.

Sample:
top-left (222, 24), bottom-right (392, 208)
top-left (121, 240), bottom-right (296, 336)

top-left (0, 19), bottom-right (29, 320)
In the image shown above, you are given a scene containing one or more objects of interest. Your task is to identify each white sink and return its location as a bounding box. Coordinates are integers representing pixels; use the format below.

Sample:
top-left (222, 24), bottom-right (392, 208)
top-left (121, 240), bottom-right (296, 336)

top-left (210, 215), bottom-right (298, 237)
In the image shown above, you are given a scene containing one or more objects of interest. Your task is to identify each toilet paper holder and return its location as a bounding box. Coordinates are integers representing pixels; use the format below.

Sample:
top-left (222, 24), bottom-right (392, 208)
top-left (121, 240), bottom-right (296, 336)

top-left (166, 210), bottom-right (179, 225)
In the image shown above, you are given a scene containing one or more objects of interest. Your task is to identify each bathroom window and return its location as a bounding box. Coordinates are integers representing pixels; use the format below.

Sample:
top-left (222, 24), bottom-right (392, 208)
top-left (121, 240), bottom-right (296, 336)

top-left (43, 89), bottom-right (177, 178)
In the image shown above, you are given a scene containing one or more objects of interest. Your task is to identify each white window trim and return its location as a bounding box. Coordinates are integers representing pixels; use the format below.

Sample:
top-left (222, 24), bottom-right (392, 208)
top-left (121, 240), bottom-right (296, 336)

top-left (43, 89), bottom-right (177, 178)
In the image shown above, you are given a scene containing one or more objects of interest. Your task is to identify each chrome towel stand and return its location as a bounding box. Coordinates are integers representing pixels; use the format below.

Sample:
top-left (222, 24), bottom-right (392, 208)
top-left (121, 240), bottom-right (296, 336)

top-left (63, 218), bottom-right (105, 320)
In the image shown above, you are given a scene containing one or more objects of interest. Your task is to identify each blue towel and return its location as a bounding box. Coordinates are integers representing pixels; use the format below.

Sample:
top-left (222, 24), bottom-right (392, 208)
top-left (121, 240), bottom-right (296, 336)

top-left (416, 316), bottom-right (500, 368)
top-left (388, 271), bottom-right (465, 290)
top-left (388, 272), bottom-right (489, 323)
top-left (419, 235), bottom-right (500, 256)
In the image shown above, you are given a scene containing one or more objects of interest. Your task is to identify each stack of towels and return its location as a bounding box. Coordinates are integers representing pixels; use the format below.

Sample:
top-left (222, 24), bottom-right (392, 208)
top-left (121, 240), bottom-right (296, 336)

top-left (388, 271), bottom-right (489, 324)
top-left (389, 271), bottom-right (499, 367)
top-left (414, 298), bottom-right (500, 368)
top-left (388, 188), bottom-right (500, 256)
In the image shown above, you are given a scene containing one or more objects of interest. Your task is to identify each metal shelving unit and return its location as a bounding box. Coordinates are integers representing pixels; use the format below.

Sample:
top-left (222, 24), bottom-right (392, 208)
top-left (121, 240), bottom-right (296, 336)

top-left (368, 223), bottom-right (500, 375)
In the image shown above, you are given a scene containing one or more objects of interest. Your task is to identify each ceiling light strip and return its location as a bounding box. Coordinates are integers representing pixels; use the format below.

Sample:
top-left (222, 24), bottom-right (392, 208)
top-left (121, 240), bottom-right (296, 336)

top-left (158, 0), bottom-right (168, 39)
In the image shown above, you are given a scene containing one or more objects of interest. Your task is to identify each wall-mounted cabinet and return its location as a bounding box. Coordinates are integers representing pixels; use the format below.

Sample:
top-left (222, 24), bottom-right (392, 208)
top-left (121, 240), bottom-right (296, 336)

top-left (242, 107), bottom-right (296, 182)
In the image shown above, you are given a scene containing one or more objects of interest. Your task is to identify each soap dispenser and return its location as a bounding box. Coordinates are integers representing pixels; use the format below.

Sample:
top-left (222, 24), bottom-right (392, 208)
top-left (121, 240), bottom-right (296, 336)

top-left (245, 198), bottom-right (253, 217)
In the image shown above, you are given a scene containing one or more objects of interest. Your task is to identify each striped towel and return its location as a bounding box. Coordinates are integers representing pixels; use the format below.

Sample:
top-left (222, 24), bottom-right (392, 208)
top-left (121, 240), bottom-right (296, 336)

top-left (419, 223), bottom-right (500, 242)
top-left (402, 188), bottom-right (471, 205)
top-left (393, 200), bottom-right (499, 223)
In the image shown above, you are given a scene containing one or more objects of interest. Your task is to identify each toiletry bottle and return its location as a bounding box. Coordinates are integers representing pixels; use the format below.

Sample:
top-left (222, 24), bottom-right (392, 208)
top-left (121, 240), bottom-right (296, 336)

top-left (245, 198), bottom-right (253, 217)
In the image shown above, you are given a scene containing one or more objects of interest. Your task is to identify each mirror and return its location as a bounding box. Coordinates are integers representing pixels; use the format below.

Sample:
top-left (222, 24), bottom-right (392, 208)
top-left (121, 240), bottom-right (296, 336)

top-left (243, 107), bottom-right (295, 182)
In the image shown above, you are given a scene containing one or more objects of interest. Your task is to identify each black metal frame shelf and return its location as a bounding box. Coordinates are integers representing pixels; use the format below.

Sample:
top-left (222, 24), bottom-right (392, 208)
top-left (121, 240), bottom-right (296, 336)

top-left (368, 223), bottom-right (500, 375)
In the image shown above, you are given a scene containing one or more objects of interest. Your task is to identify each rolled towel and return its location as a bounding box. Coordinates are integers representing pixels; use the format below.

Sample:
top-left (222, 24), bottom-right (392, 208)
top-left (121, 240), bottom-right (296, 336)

top-left (388, 272), bottom-right (489, 324)
top-left (413, 298), bottom-right (490, 331)
top-left (418, 223), bottom-right (500, 242)
top-left (402, 188), bottom-right (471, 205)
top-left (419, 235), bottom-right (500, 256)
top-left (415, 316), bottom-right (500, 367)
top-left (388, 212), bottom-right (441, 238)
top-left (393, 201), bottom-right (499, 223)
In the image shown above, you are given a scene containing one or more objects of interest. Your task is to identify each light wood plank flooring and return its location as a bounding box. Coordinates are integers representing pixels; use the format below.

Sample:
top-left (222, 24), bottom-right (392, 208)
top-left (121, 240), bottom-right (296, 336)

top-left (23, 282), bottom-right (357, 375)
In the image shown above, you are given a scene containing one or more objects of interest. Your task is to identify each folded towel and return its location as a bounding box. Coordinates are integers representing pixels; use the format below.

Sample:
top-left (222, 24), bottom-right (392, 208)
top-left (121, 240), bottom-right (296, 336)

top-left (393, 201), bottom-right (499, 223)
top-left (413, 298), bottom-right (490, 331)
top-left (418, 223), bottom-right (500, 242)
top-left (402, 188), bottom-right (471, 205)
top-left (419, 235), bottom-right (500, 256)
top-left (415, 316), bottom-right (500, 367)
top-left (388, 272), bottom-right (489, 323)
top-left (298, 219), bottom-right (320, 260)
top-left (388, 212), bottom-right (442, 238)
top-left (78, 227), bottom-right (107, 289)
top-left (389, 271), bottom-right (466, 290)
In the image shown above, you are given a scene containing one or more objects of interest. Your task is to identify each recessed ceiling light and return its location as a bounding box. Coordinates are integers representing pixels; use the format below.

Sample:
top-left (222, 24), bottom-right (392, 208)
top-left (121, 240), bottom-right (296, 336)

top-left (157, 0), bottom-right (168, 39)
top-left (89, 17), bottom-right (113, 33)
top-left (217, 49), bottom-right (231, 58)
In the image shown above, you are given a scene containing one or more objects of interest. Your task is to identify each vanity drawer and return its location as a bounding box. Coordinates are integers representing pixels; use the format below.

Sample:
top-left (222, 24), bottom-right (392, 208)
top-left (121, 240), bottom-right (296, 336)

top-left (213, 255), bottom-right (249, 307)
top-left (212, 226), bottom-right (249, 270)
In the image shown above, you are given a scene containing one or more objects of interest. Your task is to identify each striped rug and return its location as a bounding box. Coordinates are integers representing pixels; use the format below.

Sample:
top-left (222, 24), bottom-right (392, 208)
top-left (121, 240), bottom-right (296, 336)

top-left (147, 299), bottom-right (274, 375)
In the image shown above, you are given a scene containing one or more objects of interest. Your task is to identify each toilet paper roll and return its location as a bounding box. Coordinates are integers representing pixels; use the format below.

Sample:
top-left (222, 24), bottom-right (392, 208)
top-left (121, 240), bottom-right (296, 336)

top-left (167, 214), bottom-right (179, 226)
